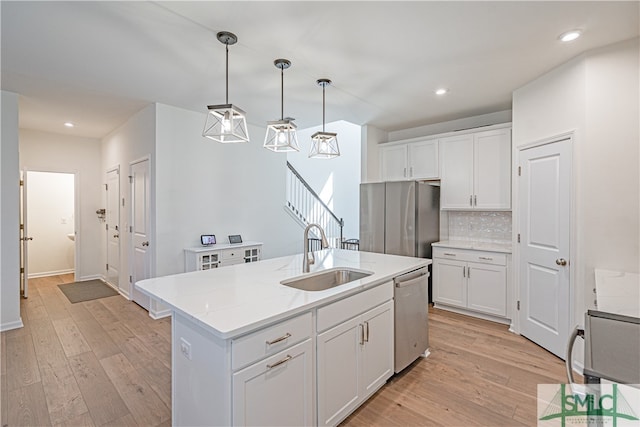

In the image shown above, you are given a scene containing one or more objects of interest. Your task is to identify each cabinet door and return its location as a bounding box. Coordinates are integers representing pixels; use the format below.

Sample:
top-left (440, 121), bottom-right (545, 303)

top-left (232, 339), bottom-right (313, 426)
top-left (360, 301), bottom-right (394, 397)
top-left (467, 262), bottom-right (507, 317)
top-left (317, 316), bottom-right (361, 427)
top-left (408, 140), bottom-right (439, 179)
top-left (440, 134), bottom-right (474, 209)
top-left (433, 259), bottom-right (467, 308)
top-left (380, 144), bottom-right (408, 181)
top-left (473, 129), bottom-right (511, 209)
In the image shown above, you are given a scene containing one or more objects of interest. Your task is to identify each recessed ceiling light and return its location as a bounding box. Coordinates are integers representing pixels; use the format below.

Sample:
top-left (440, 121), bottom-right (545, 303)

top-left (559, 30), bottom-right (582, 42)
top-left (64, 122), bottom-right (75, 128)
top-left (435, 88), bottom-right (448, 96)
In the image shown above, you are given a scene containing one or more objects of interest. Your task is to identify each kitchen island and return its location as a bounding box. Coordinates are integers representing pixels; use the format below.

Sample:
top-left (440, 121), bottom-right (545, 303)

top-left (136, 248), bottom-right (429, 426)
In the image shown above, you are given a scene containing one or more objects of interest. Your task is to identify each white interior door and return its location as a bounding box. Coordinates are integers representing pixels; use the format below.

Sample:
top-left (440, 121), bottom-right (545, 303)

top-left (106, 167), bottom-right (120, 289)
top-left (19, 172), bottom-right (30, 298)
top-left (518, 138), bottom-right (571, 358)
top-left (130, 158), bottom-right (151, 310)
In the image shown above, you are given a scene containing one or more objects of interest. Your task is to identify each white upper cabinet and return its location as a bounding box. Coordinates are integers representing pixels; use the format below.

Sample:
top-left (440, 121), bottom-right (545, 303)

top-left (380, 139), bottom-right (439, 181)
top-left (440, 128), bottom-right (511, 210)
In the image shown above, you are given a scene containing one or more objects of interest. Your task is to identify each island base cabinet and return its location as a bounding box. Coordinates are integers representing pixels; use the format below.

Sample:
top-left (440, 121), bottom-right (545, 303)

top-left (317, 300), bottom-right (394, 427)
top-left (233, 339), bottom-right (313, 426)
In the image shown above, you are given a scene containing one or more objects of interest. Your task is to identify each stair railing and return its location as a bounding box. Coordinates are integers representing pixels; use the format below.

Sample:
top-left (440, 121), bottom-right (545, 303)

top-left (286, 161), bottom-right (343, 246)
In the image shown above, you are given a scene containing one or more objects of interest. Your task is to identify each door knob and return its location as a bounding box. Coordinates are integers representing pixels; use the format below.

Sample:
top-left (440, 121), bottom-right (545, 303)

top-left (142, 241), bottom-right (149, 247)
top-left (114, 234), bottom-right (119, 239)
top-left (556, 258), bottom-right (567, 266)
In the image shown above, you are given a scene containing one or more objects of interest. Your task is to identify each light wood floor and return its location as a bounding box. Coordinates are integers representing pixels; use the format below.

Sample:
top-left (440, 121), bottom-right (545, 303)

top-left (1, 275), bottom-right (576, 426)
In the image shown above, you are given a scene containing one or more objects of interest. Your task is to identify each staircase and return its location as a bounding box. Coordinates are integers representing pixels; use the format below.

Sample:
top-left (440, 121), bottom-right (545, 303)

top-left (285, 161), bottom-right (343, 246)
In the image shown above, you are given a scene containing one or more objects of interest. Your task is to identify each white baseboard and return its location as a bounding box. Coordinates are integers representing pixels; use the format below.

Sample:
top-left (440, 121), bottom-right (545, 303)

top-left (78, 274), bottom-right (103, 282)
top-left (28, 268), bottom-right (74, 279)
top-left (1, 318), bottom-right (24, 332)
top-left (149, 308), bottom-right (171, 319)
top-left (433, 303), bottom-right (511, 325)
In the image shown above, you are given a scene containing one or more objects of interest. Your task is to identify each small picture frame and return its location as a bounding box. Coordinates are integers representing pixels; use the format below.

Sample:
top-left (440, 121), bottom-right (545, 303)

top-left (200, 234), bottom-right (216, 246)
top-left (228, 234), bottom-right (242, 244)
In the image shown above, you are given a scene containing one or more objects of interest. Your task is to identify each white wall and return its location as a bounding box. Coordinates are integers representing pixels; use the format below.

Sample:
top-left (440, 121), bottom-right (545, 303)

top-left (1, 90), bottom-right (23, 331)
top-left (154, 103), bottom-right (301, 277)
top-left (287, 120), bottom-right (361, 239)
top-left (512, 37), bottom-right (639, 330)
top-left (361, 124), bottom-right (388, 183)
top-left (20, 129), bottom-right (103, 281)
top-left (101, 104), bottom-right (156, 295)
top-left (25, 171), bottom-right (75, 277)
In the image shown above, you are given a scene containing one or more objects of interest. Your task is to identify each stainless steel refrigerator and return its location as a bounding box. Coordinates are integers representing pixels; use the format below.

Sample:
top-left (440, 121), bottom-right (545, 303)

top-left (359, 181), bottom-right (440, 258)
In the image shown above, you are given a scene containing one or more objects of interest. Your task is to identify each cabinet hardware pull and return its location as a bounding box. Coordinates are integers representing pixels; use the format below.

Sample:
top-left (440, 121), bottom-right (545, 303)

top-left (478, 256), bottom-right (493, 261)
top-left (463, 266), bottom-right (466, 278)
top-left (468, 267), bottom-right (471, 278)
top-left (474, 195), bottom-right (477, 206)
top-left (364, 321), bottom-right (369, 342)
top-left (470, 195), bottom-right (473, 206)
top-left (403, 167), bottom-right (407, 177)
top-left (409, 166), bottom-right (413, 177)
top-left (141, 241), bottom-right (149, 247)
top-left (267, 355), bottom-right (292, 369)
top-left (360, 324), bottom-right (365, 345)
top-left (266, 333), bottom-right (291, 345)
top-left (443, 253), bottom-right (456, 256)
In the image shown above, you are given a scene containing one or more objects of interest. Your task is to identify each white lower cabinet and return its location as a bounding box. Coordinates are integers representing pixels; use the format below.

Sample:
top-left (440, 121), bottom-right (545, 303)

top-left (317, 300), bottom-right (394, 427)
top-left (433, 247), bottom-right (509, 319)
top-left (233, 339), bottom-right (313, 426)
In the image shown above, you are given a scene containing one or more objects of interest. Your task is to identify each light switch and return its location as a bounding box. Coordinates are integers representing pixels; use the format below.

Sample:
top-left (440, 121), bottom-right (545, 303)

top-left (180, 338), bottom-right (192, 360)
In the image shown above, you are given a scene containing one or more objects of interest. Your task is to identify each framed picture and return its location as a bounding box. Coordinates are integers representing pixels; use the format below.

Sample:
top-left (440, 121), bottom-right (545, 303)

top-left (228, 234), bottom-right (242, 244)
top-left (200, 234), bottom-right (216, 246)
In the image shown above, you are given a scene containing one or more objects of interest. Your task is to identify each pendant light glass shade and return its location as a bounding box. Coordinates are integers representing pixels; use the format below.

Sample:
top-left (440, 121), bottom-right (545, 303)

top-left (309, 79), bottom-right (339, 159)
top-left (203, 31), bottom-right (250, 143)
top-left (264, 59), bottom-right (300, 152)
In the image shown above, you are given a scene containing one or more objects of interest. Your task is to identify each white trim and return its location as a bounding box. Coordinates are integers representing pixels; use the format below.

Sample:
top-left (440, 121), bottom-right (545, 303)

top-left (149, 307), bottom-right (171, 319)
top-left (432, 303), bottom-right (511, 326)
top-left (512, 132), bottom-right (576, 351)
top-left (384, 122), bottom-right (512, 146)
top-left (105, 165), bottom-right (120, 291)
top-left (78, 273), bottom-right (104, 282)
top-left (28, 268), bottom-right (74, 279)
top-left (1, 318), bottom-right (24, 332)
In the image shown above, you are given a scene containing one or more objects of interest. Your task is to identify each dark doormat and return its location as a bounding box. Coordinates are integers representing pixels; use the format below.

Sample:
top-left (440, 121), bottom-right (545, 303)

top-left (58, 279), bottom-right (119, 303)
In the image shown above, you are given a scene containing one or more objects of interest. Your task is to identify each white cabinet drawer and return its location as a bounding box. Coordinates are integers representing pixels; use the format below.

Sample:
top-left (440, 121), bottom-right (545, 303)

top-left (231, 312), bottom-right (312, 370)
top-left (316, 282), bottom-right (393, 333)
top-left (433, 247), bottom-right (506, 266)
top-left (221, 248), bottom-right (244, 260)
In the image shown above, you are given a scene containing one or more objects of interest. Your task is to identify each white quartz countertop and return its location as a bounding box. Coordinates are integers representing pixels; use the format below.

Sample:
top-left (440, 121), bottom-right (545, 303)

top-left (432, 240), bottom-right (512, 253)
top-left (594, 269), bottom-right (640, 318)
top-left (136, 249), bottom-right (430, 340)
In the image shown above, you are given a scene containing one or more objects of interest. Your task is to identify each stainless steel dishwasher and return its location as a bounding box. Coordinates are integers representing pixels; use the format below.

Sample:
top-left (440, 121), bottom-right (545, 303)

top-left (394, 267), bottom-right (429, 373)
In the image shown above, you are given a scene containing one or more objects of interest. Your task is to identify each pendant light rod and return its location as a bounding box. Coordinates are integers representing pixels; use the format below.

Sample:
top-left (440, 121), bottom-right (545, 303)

top-left (317, 79), bottom-right (331, 132)
top-left (217, 31), bottom-right (238, 105)
top-left (274, 59), bottom-right (291, 120)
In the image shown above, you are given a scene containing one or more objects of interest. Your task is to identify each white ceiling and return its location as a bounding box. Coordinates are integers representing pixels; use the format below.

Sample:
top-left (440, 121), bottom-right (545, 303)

top-left (2, 1), bottom-right (638, 139)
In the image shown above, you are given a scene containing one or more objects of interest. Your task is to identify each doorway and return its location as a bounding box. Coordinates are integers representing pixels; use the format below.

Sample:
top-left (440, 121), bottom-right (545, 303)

top-left (518, 136), bottom-right (572, 359)
top-left (106, 167), bottom-right (120, 291)
top-left (21, 170), bottom-right (77, 297)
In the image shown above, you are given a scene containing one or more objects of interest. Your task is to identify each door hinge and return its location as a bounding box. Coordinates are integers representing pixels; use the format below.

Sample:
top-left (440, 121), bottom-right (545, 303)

top-left (129, 275), bottom-right (132, 283)
top-left (128, 175), bottom-right (133, 183)
top-left (106, 263), bottom-right (109, 270)
top-left (105, 183), bottom-right (108, 191)
top-left (518, 166), bottom-right (521, 176)
top-left (19, 180), bottom-right (24, 186)
top-left (517, 233), bottom-right (520, 243)
top-left (129, 226), bottom-right (133, 233)
top-left (122, 198), bottom-right (125, 207)
top-left (20, 224), bottom-right (24, 230)
top-left (517, 301), bottom-right (520, 310)
top-left (20, 267), bottom-right (24, 274)
top-left (105, 224), bottom-right (108, 230)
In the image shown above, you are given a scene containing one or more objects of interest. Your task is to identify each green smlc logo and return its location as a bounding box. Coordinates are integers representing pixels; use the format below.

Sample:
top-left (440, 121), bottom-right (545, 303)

top-left (539, 384), bottom-right (639, 426)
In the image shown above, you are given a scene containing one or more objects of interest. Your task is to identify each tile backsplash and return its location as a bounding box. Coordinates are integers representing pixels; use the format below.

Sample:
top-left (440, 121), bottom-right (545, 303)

top-left (448, 211), bottom-right (512, 243)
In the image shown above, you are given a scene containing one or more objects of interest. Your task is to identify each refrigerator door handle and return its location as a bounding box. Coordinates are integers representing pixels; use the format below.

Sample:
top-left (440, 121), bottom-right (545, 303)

top-left (395, 274), bottom-right (427, 289)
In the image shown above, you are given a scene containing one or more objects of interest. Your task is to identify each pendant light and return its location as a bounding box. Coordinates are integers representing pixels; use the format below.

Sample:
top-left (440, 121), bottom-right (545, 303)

top-left (263, 59), bottom-right (299, 152)
top-left (309, 79), bottom-right (339, 159)
top-left (203, 31), bottom-right (250, 143)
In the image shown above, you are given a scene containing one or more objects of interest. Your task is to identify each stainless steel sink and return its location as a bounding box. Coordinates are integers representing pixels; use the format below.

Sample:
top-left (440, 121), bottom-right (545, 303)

top-left (281, 268), bottom-right (373, 292)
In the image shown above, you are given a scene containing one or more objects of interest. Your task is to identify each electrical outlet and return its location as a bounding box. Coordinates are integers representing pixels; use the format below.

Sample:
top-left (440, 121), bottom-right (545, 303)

top-left (180, 338), bottom-right (192, 360)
